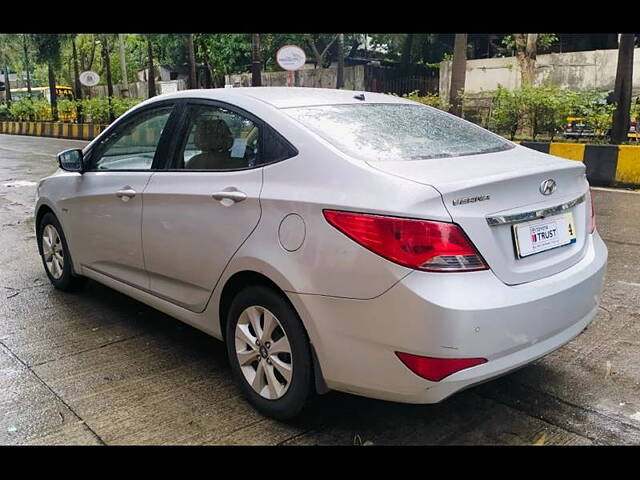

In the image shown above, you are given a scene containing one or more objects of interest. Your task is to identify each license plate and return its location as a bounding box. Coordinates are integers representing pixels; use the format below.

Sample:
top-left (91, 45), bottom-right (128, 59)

top-left (513, 213), bottom-right (577, 258)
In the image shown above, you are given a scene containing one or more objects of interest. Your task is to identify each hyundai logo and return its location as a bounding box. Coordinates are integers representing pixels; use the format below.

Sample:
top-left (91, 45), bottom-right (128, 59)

top-left (540, 179), bottom-right (556, 196)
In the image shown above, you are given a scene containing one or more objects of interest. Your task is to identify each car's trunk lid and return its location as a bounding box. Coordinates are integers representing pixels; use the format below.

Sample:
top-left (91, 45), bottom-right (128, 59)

top-left (367, 145), bottom-right (590, 285)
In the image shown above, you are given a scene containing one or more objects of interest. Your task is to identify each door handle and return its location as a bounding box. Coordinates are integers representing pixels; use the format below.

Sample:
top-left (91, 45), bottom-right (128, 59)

top-left (116, 187), bottom-right (137, 199)
top-left (212, 190), bottom-right (247, 203)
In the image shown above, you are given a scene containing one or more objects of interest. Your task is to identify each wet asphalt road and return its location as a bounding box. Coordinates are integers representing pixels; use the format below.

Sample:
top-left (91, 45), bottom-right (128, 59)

top-left (1, 133), bottom-right (639, 445)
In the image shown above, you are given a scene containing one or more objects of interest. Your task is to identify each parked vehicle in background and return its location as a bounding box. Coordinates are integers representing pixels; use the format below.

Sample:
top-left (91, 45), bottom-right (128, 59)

top-left (11, 85), bottom-right (74, 102)
top-left (34, 87), bottom-right (607, 420)
top-left (10, 86), bottom-right (76, 122)
top-left (564, 116), bottom-right (639, 140)
top-left (564, 117), bottom-right (596, 138)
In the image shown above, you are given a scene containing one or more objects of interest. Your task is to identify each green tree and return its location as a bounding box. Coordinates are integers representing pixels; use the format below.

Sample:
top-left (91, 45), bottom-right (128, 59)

top-left (31, 34), bottom-right (63, 120)
top-left (194, 34), bottom-right (251, 87)
top-left (0, 34), bottom-right (24, 105)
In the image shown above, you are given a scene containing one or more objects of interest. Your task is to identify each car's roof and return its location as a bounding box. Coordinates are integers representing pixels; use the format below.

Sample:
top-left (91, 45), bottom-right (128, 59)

top-left (145, 87), bottom-right (416, 109)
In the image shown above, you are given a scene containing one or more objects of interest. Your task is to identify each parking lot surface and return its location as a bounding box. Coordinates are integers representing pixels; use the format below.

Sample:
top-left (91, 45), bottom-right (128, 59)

top-left (1, 134), bottom-right (639, 445)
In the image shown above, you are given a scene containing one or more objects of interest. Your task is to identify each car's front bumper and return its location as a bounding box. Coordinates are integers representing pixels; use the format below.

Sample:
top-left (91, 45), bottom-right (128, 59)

top-left (288, 232), bottom-right (608, 403)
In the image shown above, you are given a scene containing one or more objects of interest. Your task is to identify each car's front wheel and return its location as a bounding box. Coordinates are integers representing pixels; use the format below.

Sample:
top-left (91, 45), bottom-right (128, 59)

top-left (226, 285), bottom-right (313, 420)
top-left (37, 212), bottom-right (85, 291)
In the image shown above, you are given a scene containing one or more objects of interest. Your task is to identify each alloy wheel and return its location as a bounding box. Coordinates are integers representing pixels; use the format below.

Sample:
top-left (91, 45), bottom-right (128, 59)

top-left (42, 224), bottom-right (64, 280)
top-left (234, 305), bottom-right (293, 400)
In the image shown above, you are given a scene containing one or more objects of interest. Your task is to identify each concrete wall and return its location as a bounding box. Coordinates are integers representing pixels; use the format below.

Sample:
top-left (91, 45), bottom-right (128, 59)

top-left (440, 48), bottom-right (640, 101)
top-left (226, 65), bottom-right (365, 90)
top-left (85, 79), bottom-right (187, 99)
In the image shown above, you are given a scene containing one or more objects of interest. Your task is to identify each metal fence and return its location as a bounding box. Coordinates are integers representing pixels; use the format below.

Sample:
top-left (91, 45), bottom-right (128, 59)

top-left (366, 75), bottom-right (439, 96)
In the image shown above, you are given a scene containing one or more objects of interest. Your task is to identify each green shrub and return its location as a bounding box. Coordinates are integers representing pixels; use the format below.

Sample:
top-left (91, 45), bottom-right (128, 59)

top-left (80, 97), bottom-right (144, 123)
top-left (489, 85), bottom-right (522, 140)
top-left (519, 85), bottom-right (574, 141)
top-left (111, 97), bottom-right (143, 118)
top-left (9, 98), bottom-right (37, 121)
top-left (402, 90), bottom-right (450, 110)
top-left (486, 85), bottom-right (621, 142)
top-left (57, 98), bottom-right (76, 122)
top-left (0, 103), bottom-right (10, 120)
top-left (32, 98), bottom-right (52, 121)
top-left (80, 97), bottom-right (111, 124)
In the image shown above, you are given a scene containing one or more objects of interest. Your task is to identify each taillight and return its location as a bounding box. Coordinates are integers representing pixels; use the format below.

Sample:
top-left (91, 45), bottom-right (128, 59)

top-left (323, 210), bottom-right (488, 272)
top-left (589, 190), bottom-right (596, 233)
top-left (395, 352), bottom-right (487, 382)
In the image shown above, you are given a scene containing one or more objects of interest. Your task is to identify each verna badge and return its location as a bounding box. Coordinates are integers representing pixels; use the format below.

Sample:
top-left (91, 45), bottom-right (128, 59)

top-left (540, 179), bottom-right (556, 196)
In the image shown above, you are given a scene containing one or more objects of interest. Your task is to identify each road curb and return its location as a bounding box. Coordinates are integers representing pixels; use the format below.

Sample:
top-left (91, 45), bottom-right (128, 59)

top-left (521, 141), bottom-right (640, 187)
top-left (0, 120), bottom-right (107, 141)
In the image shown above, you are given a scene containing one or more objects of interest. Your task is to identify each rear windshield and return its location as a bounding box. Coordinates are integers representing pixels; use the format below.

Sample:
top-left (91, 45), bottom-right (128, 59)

top-left (285, 103), bottom-right (514, 161)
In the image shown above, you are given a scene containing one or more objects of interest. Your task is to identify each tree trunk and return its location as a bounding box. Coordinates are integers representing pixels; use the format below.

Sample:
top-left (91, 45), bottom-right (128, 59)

top-left (102, 36), bottom-right (114, 123)
top-left (251, 34), bottom-right (261, 87)
top-left (87, 35), bottom-right (96, 71)
top-left (187, 34), bottom-right (197, 89)
top-left (3, 56), bottom-right (12, 105)
top-left (514, 34), bottom-right (538, 138)
top-left (48, 63), bottom-right (58, 121)
top-left (72, 38), bottom-right (83, 123)
top-left (147, 37), bottom-right (156, 98)
top-left (400, 34), bottom-right (414, 75)
top-left (606, 33), bottom-right (619, 50)
top-left (449, 33), bottom-right (467, 117)
top-left (204, 61), bottom-right (215, 88)
top-left (336, 33), bottom-right (345, 89)
top-left (118, 34), bottom-right (129, 97)
top-left (22, 34), bottom-right (31, 95)
top-left (611, 34), bottom-right (635, 144)
top-left (514, 33), bottom-right (538, 87)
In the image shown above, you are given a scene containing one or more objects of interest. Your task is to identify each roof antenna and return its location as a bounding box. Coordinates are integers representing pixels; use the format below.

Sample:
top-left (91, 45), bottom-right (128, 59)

top-left (353, 93), bottom-right (365, 101)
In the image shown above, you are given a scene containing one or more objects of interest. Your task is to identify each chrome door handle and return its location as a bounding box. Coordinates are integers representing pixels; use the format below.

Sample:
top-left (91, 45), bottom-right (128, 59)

top-left (212, 190), bottom-right (247, 203)
top-left (116, 187), bottom-right (137, 199)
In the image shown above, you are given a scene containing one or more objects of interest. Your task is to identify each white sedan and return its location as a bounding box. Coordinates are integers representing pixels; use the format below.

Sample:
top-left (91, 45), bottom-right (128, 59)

top-left (35, 87), bottom-right (607, 419)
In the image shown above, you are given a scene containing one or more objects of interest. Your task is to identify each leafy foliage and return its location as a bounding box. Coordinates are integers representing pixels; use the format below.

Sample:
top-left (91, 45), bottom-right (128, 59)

top-left (400, 90), bottom-right (450, 110)
top-left (489, 86), bottom-right (523, 140)
top-left (486, 86), bottom-right (618, 141)
top-left (8, 98), bottom-right (52, 121)
top-left (499, 34), bottom-right (558, 56)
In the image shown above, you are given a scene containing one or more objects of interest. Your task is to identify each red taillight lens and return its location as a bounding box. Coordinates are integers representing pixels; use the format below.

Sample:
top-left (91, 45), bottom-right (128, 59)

top-left (395, 352), bottom-right (487, 382)
top-left (323, 210), bottom-right (488, 272)
top-left (589, 190), bottom-right (596, 234)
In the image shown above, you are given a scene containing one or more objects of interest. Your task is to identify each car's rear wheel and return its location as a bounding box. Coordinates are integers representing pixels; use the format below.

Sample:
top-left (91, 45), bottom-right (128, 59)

top-left (226, 285), bottom-right (313, 420)
top-left (37, 212), bottom-right (85, 291)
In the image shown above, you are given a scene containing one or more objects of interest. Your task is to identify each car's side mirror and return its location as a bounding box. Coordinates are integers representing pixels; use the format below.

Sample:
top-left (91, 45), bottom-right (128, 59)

top-left (57, 149), bottom-right (84, 172)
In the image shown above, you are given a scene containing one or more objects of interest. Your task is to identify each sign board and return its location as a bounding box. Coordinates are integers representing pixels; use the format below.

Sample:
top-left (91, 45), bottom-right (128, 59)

top-left (159, 81), bottom-right (179, 95)
top-left (0, 73), bottom-right (18, 83)
top-left (79, 71), bottom-right (100, 87)
top-left (276, 45), bottom-right (306, 71)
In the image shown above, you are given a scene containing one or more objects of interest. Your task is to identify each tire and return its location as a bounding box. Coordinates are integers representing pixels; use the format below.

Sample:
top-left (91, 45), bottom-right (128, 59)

top-left (226, 285), bottom-right (313, 420)
top-left (37, 212), bottom-right (85, 291)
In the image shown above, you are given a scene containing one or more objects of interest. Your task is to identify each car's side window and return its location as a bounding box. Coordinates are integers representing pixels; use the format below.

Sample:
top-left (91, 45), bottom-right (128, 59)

top-left (88, 105), bottom-right (173, 171)
top-left (262, 126), bottom-right (297, 163)
top-left (177, 105), bottom-right (260, 170)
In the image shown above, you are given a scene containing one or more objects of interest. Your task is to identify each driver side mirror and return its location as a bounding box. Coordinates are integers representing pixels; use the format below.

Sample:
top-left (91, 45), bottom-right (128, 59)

top-left (57, 149), bottom-right (84, 172)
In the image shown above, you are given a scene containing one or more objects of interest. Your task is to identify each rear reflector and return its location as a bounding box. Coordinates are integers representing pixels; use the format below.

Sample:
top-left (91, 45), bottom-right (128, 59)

top-left (395, 352), bottom-right (487, 382)
top-left (323, 210), bottom-right (488, 272)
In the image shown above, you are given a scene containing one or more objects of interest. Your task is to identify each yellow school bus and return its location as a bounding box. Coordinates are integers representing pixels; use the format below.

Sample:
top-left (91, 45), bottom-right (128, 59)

top-left (10, 86), bottom-right (76, 122)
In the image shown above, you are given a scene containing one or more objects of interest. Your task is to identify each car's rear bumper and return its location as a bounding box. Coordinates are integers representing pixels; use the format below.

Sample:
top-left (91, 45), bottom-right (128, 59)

top-left (289, 232), bottom-right (607, 403)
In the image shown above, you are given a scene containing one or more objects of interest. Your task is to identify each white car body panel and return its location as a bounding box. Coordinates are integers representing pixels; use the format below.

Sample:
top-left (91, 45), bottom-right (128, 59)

top-left (35, 87), bottom-right (608, 405)
top-left (141, 168), bottom-right (263, 312)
